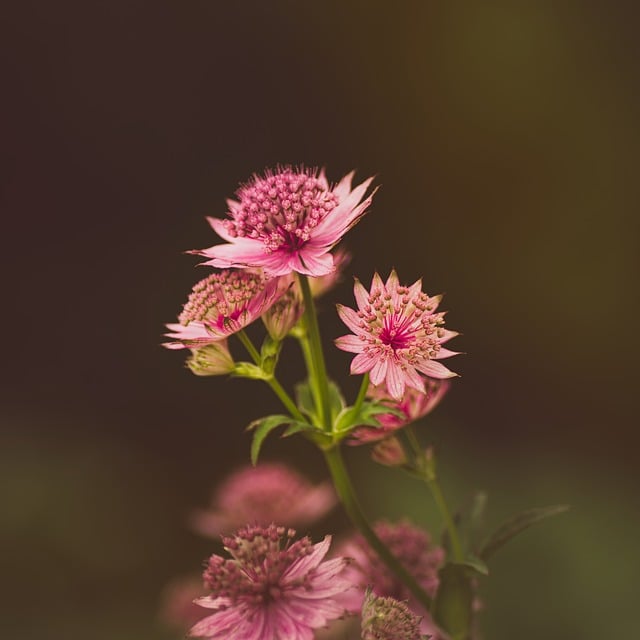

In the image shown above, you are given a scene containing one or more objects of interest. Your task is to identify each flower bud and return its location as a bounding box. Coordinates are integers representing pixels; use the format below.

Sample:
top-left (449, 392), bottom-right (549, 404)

top-left (371, 436), bottom-right (407, 467)
top-left (186, 341), bottom-right (234, 376)
top-left (262, 288), bottom-right (304, 341)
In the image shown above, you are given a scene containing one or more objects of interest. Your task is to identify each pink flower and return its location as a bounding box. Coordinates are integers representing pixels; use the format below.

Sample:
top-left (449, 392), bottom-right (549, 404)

top-left (193, 167), bottom-right (375, 277)
top-left (163, 270), bottom-right (288, 348)
top-left (338, 520), bottom-right (446, 639)
top-left (335, 271), bottom-right (460, 400)
top-left (191, 524), bottom-right (352, 640)
top-left (191, 463), bottom-right (337, 538)
top-left (349, 378), bottom-right (450, 444)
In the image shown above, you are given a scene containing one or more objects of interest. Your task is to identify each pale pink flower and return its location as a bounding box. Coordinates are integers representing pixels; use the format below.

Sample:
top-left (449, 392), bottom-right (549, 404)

top-left (338, 520), bottom-right (446, 639)
top-left (191, 463), bottom-right (337, 537)
top-left (193, 167), bottom-right (375, 277)
top-left (262, 287), bottom-right (305, 341)
top-left (191, 524), bottom-right (352, 640)
top-left (361, 591), bottom-right (424, 640)
top-left (163, 269), bottom-right (288, 348)
top-left (336, 271), bottom-right (459, 400)
top-left (159, 574), bottom-right (207, 632)
top-left (349, 378), bottom-right (450, 444)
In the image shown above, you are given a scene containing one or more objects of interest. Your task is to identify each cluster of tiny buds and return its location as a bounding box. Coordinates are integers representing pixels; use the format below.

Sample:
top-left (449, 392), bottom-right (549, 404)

top-left (179, 271), bottom-right (266, 325)
top-left (223, 168), bottom-right (338, 252)
top-left (202, 525), bottom-right (313, 603)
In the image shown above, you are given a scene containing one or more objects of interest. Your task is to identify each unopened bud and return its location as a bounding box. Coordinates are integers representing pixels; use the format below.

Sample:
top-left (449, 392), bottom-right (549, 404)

top-left (262, 288), bottom-right (304, 341)
top-left (186, 341), bottom-right (234, 376)
top-left (371, 436), bottom-right (407, 467)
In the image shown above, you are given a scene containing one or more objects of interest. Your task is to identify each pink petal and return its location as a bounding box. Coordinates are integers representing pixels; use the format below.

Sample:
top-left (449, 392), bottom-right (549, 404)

top-left (292, 248), bottom-right (335, 277)
top-left (334, 334), bottom-right (365, 353)
top-left (435, 347), bottom-right (460, 359)
top-left (336, 305), bottom-right (365, 334)
top-left (353, 278), bottom-right (369, 310)
top-left (351, 351), bottom-right (377, 375)
top-left (385, 360), bottom-right (406, 400)
top-left (369, 357), bottom-right (388, 386)
top-left (415, 359), bottom-right (458, 379)
top-left (206, 217), bottom-right (235, 242)
top-left (332, 170), bottom-right (355, 200)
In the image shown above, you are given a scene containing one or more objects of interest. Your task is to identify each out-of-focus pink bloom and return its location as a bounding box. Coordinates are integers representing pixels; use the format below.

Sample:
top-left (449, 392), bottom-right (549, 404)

top-left (163, 270), bottom-right (288, 348)
top-left (191, 463), bottom-right (337, 537)
top-left (190, 524), bottom-right (352, 640)
top-left (349, 378), bottom-right (450, 444)
top-left (159, 575), bottom-right (207, 632)
top-left (308, 247), bottom-right (351, 298)
top-left (336, 271), bottom-right (459, 400)
top-left (338, 520), bottom-right (446, 639)
top-left (361, 591), bottom-right (424, 640)
top-left (193, 167), bottom-right (375, 277)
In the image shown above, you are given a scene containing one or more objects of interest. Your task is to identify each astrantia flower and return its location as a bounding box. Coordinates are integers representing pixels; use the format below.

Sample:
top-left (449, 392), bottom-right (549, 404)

top-left (262, 287), bottom-right (305, 341)
top-left (361, 591), bottom-right (425, 640)
top-left (349, 378), bottom-right (450, 444)
top-left (191, 463), bottom-right (337, 537)
top-left (338, 521), bottom-right (445, 639)
top-left (194, 167), bottom-right (375, 277)
top-left (191, 524), bottom-right (352, 640)
top-left (336, 271), bottom-right (459, 400)
top-left (163, 269), bottom-right (288, 348)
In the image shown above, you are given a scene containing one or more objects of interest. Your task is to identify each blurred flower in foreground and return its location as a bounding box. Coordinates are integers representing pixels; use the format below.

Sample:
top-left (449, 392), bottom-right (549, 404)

top-left (349, 378), bottom-right (450, 444)
top-left (191, 463), bottom-right (337, 537)
top-left (339, 520), bottom-right (445, 639)
top-left (361, 591), bottom-right (426, 640)
top-left (163, 269), bottom-right (287, 348)
top-left (191, 524), bottom-right (352, 640)
top-left (194, 167), bottom-right (375, 277)
top-left (159, 575), bottom-right (207, 632)
top-left (336, 271), bottom-right (459, 400)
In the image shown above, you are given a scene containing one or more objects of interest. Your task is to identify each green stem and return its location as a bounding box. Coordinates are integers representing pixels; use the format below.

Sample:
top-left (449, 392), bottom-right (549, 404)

top-left (296, 328), bottom-right (323, 424)
top-left (298, 275), bottom-right (332, 430)
top-left (406, 426), bottom-right (464, 563)
top-left (324, 445), bottom-right (432, 611)
top-left (237, 330), bottom-right (305, 423)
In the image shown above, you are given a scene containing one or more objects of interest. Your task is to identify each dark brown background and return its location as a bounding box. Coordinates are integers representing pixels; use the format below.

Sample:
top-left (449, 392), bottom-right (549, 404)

top-left (1, 2), bottom-right (638, 639)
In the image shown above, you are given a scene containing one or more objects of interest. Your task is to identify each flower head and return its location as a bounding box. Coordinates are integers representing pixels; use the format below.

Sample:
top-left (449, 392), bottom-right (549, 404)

top-left (186, 341), bottom-right (235, 376)
top-left (340, 520), bottom-right (444, 609)
top-left (191, 524), bottom-right (352, 640)
top-left (361, 591), bottom-right (425, 640)
top-left (163, 270), bottom-right (287, 348)
top-left (191, 463), bottom-right (337, 537)
top-left (194, 167), bottom-right (375, 277)
top-left (336, 271), bottom-right (459, 400)
top-left (262, 287), bottom-right (305, 341)
top-left (349, 378), bottom-right (450, 444)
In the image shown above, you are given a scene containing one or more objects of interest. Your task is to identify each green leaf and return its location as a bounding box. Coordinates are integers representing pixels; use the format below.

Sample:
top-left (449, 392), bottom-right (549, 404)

top-left (247, 414), bottom-right (292, 465)
top-left (326, 380), bottom-right (346, 420)
top-left (432, 563), bottom-right (473, 639)
top-left (295, 380), bottom-right (318, 422)
top-left (478, 504), bottom-right (570, 561)
top-left (459, 555), bottom-right (489, 577)
top-left (233, 362), bottom-right (268, 380)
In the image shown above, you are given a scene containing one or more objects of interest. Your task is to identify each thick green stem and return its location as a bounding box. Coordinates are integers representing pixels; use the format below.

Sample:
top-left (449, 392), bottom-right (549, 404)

top-left (406, 427), bottom-right (464, 563)
top-left (298, 275), bottom-right (332, 430)
top-left (324, 446), bottom-right (432, 611)
top-left (237, 330), bottom-right (305, 423)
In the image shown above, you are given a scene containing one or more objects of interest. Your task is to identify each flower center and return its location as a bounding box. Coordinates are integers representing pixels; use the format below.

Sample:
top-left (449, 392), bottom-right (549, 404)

top-left (378, 315), bottom-right (414, 351)
top-left (223, 168), bottom-right (338, 254)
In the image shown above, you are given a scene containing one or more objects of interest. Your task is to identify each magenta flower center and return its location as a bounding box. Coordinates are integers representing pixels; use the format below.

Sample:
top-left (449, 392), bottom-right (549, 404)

top-left (179, 270), bottom-right (267, 327)
top-left (223, 168), bottom-right (338, 254)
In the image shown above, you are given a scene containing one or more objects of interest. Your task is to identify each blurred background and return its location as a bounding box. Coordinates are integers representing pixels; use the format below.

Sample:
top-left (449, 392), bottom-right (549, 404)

top-left (1, 2), bottom-right (638, 638)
